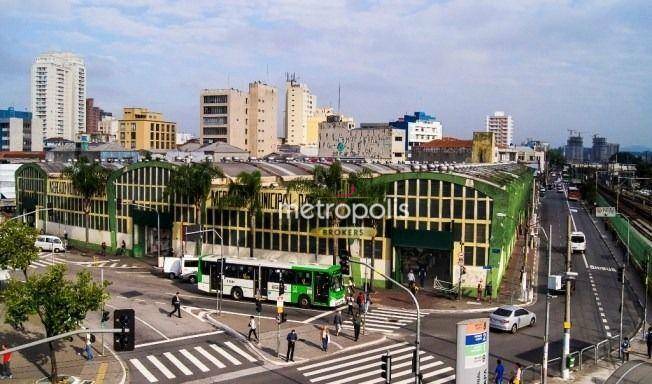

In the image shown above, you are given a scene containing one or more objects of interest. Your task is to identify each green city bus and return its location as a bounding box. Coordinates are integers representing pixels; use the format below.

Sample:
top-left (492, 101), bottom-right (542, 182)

top-left (197, 256), bottom-right (345, 308)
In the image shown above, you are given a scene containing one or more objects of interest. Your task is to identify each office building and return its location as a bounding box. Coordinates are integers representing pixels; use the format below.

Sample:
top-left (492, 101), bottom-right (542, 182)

top-left (0, 107), bottom-right (43, 152)
top-left (200, 88), bottom-right (248, 148)
top-left (284, 75), bottom-right (316, 146)
top-left (318, 117), bottom-right (404, 162)
top-left (390, 112), bottom-right (443, 157)
top-left (248, 81), bottom-right (279, 157)
top-left (119, 107), bottom-right (176, 150)
top-left (86, 98), bottom-right (112, 135)
top-left (31, 52), bottom-right (86, 141)
top-left (485, 111), bottom-right (514, 148)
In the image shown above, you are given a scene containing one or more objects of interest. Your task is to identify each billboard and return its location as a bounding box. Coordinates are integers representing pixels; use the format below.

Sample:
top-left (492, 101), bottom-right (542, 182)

top-left (456, 318), bottom-right (489, 384)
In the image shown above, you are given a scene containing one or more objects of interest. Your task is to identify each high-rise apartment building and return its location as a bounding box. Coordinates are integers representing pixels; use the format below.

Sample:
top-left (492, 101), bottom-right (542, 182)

top-left (31, 52), bottom-right (86, 141)
top-left (86, 98), bottom-right (111, 134)
top-left (284, 75), bottom-right (315, 146)
top-left (199, 89), bottom-right (248, 148)
top-left (0, 107), bottom-right (43, 152)
top-left (248, 81), bottom-right (278, 157)
top-left (485, 111), bottom-right (514, 148)
top-left (565, 134), bottom-right (583, 163)
top-left (119, 107), bottom-right (176, 150)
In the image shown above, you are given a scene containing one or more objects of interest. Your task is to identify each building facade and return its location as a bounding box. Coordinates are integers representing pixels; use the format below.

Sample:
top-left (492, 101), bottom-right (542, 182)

top-left (200, 89), bottom-right (248, 148)
top-left (284, 76), bottom-right (316, 146)
top-left (565, 134), bottom-right (583, 163)
top-left (591, 136), bottom-right (620, 163)
top-left (318, 118), bottom-right (405, 161)
top-left (31, 52), bottom-right (86, 141)
top-left (411, 137), bottom-right (473, 163)
top-left (86, 98), bottom-right (111, 135)
top-left (0, 108), bottom-right (43, 152)
top-left (486, 111), bottom-right (514, 148)
top-left (93, 116), bottom-right (120, 143)
top-left (390, 112), bottom-right (443, 156)
top-left (119, 108), bottom-right (176, 150)
top-left (248, 81), bottom-right (279, 157)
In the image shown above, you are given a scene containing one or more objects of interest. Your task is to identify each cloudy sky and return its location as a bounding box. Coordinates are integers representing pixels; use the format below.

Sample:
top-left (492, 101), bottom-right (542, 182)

top-left (1, 0), bottom-right (650, 147)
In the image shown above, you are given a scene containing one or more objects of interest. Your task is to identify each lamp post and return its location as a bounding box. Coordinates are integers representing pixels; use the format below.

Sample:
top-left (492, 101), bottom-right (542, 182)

top-left (185, 228), bottom-right (225, 316)
top-left (130, 202), bottom-right (161, 263)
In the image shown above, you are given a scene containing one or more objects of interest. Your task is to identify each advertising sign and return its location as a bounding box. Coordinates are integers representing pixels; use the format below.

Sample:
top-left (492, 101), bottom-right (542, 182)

top-left (596, 206), bottom-right (616, 217)
top-left (456, 318), bottom-right (489, 384)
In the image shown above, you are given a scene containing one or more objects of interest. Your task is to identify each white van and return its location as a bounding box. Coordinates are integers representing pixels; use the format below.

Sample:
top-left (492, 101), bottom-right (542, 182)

top-left (35, 235), bottom-right (66, 253)
top-left (163, 256), bottom-right (199, 283)
top-left (570, 231), bottom-right (586, 253)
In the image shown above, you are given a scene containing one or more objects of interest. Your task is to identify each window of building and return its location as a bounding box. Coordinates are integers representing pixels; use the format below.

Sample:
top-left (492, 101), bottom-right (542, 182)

top-left (464, 246), bottom-right (474, 265)
top-left (203, 106), bottom-right (227, 114)
top-left (453, 222), bottom-right (463, 241)
top-left (453, 200), bottom-right (463, 219)
top-left (465, 224), bottom-right (475, 243)
top-left (476, 224), bottom-right (487, 243)
top-left (476, 247), bottom-right (486, 266)
top-left (477, 200), bottom-right (487, 219)
top-left (465, 200), bottom-right (475, 219)
top-left (454, 184), bottom-right (464, 197)
top-left (442, 182), bottom-right (451, 197)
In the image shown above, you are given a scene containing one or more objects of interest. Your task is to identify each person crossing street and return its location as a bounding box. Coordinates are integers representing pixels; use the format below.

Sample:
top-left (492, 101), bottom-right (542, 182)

top-left (286, 329), bottom-right (297, 362)
top-left (621, 337), bottom-right (631, 362)
top-left (1, 344), bottom-right (12, 379)
top-left (346, 294), bottom-right (354, 316)
top-left (320, 326), bottom-right (330, 351)
top-left (646, 326), bottom-right (652, 359)
top-left (353, 313), bottom-right (362, 341)
top-left (333, 310), bottom-right (343, 336)
top-left (168, 292), bottom-right (182, 318)
top-left (248, 315), bottom-right (259, 342)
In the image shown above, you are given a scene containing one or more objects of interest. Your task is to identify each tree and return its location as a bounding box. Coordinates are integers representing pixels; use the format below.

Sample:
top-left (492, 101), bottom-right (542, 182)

top-left (289, 161), bottom-right (346, 265)
top-left (166, 162), bottom-right (223, 252)
top-left (0, 221), bottom-right (40, 279)
top-left (221, 171), bottom-right (262, 258)
top-left (546, 148), bottom-right (565, 169)
top-left (63, 159), bottom-right (110, 244)
top-left (3, 264), bottom-right (109, 382)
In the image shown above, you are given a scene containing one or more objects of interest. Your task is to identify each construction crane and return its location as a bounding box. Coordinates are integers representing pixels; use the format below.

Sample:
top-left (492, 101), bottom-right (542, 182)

top-left (567, 129), bottom-right (588, 137)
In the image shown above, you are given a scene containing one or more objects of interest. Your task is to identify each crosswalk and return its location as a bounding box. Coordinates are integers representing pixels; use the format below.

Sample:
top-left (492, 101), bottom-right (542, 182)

top-left (296, 341), bottom-right (455, 384)
top-left (342, 307), bottom-right (426, 335)
top-left (72, 259), bottom-right (142, 269)
top-left (28, 254), bottom-right (67, 269)
top-left (19, 254), bottom-right (142, 270)
top-left (129, 341), bottom-right (259, 383)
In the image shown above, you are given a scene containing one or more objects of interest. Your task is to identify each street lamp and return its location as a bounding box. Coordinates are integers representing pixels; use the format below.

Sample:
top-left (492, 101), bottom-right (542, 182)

top-left (185, 228), bottom-right (225, 316)
top-left (130, 202), bottom-right (161, 264)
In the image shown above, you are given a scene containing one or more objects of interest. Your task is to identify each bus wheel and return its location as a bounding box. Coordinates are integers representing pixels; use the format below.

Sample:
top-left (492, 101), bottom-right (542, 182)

top-left (298, 295), bottom-right (310, 309)
top-left (232, 287), bottom-right (244, 300)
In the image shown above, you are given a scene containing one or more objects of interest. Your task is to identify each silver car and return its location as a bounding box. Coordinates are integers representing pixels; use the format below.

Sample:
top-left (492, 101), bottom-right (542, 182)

top-left (489, 305), bottom-right (536, 334)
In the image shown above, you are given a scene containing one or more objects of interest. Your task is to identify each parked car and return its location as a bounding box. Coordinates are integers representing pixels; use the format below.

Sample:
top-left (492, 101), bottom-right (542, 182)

top-left (570, 231), bottom-right (586, 253)
top-left (163, 255), bottom-right (199, 282)
top-left (489, 305), bottom-right (536, 334)
top-left (35, 235), bottom-right (66, 253)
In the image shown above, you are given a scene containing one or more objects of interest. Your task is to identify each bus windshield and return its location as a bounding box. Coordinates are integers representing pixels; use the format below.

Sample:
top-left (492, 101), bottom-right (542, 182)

top-left (331, 274), bottom-right (343, 292)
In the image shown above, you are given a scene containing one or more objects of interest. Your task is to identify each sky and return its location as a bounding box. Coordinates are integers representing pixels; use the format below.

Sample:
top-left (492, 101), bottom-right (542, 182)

top-left (1, 0), bottom-right (651, 148)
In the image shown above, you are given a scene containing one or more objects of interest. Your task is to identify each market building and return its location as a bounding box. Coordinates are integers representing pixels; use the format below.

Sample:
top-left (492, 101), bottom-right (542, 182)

top-left (15, 159), bottom-right (533, 296)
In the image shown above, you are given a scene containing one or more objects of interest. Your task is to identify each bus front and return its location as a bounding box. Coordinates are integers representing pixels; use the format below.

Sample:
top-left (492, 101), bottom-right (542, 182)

top-left (328, 266), bottom-right (346, 307)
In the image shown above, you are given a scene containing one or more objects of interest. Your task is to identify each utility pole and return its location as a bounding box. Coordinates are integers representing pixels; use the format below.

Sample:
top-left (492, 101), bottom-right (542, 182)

top-left (542, 224), bottom-right (552, 383)
top-left (562, 215), bottom-right (572, 380)
top-left (618, 213), bottom-right (630, 358)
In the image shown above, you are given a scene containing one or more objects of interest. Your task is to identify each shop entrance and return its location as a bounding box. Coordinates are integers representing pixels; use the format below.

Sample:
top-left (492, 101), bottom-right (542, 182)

top-left (391, 228), bottom-right (453, 287)
top-left (131, 208), bottom-right (172, 258)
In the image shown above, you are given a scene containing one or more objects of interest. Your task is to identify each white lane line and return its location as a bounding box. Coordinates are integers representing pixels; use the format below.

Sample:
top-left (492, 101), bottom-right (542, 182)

top-left (321, 348), bottom-right (423, 384)
top-left (343, 320), bottom-right (401, 329)
top-left (163, 352), bottom-right (192, 376)
top-left (303, 305), bottom-right (348, 323)
top-left (146, 355), bottom-right (175, 379)
top-left (135, 330), bottom-right (223, 348)
top-left (393, 367), bottom-right (454, 384)
top-left (298, 342), bottom-right (409, 371)
top-left (209, 344), bottom-right (241, 365)
top-left (582, 253), bottom-right (589, 269)
top-left (130, 358), bottom-right (159, 383)
top-left (605, 325), bottom-right (610, 330)
top-left (108, 262), bottom-right (118, 268)
top-left (31, 261), bottom-right (47, 267)
top-left (357, 356), bottom-right (435, 384)
top-left (607, 332), bottom-right (612, 337)
top-left (304, 346), bottom-right (419, 377)
top-left (342, 325), bottom-right (395, 333)
top-left (387, 359), bottom-right (442, 381)
top-left (224, 341), bottom-right (257, 362)
top-left (194, 346), bottom-right (226, 368)
top-left (135, 316), bottom-right (169, 340)
top-left (308, 350), bottom-right (417, 382)
top-left (179, 349), bottom-right (209, 372)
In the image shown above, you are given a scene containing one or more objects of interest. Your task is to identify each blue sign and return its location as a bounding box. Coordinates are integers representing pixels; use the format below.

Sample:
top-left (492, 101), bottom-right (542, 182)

top-left (465, 332), bottom-right (488, 346)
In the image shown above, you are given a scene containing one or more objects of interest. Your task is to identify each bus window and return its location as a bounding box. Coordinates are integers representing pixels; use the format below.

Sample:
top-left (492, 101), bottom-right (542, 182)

top-left (223, 263), bottom-right (238, 278)
top-left (295, 271), bottom-right (312, 286)
top-left (331, 274), bottom-right (343, 292)
top-left (184, 260), bottom-right (199, 268)
top-left (284, 270), bottom-right (296, 285)
top-left (236, 265), bottom-right (254, 280)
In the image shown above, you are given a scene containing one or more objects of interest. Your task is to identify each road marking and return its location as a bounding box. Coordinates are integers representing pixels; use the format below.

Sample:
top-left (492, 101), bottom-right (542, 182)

top-left (194, 346), bottom-right (226, 368)
top-left (354, 355), bottom-right (436, 384)
top-left (209, 344), bottom-right (241, 365)
top-left (179, 348), bottom-right (210, 372)
top-left (130, 358), bottom-right (158, 382)
top-left (303, 305), bottom-right (347, 323)
top-left (163, 352), bottom-right (192, 375)
top-left (310, 350), bottom-right (428, 382)
top-left (106, 302), bottom-right (167, 339)
top-left (582, 253), bottom-right (589, 269)
top-left (95, 362), bottom-right (108, 384)
top-left (146, 355), bottom-right (175, 379)
top-left (298, 342), bottom-right (408, 371)
top-left (32, 261), bottom-right (47, 267)
top-left (135, 330), bottom-right (223, 348)
top-left (224, 341), bottom-right (257, 362)
top-left (397, 368), bottom-right (455, 384)
top-left (304, 345), bottom-right (418, 376)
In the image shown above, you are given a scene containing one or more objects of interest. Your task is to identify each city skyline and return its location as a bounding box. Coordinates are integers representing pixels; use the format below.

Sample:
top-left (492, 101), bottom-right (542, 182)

top-left (1, 1), bottom-right (650, 147)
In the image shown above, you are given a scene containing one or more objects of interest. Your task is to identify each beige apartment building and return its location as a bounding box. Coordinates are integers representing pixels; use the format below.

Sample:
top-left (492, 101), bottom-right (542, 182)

top-left (247, 81), bottom-right (278, 157)
top-left (318, 117), bottom-right (405, 162)
top-left (119, 107), bottom-right (176, 150)
top-left (284, 76), bottom-right (315, 146)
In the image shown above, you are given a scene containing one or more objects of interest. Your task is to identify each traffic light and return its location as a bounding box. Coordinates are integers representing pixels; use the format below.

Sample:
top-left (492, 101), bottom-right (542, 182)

top-left (279, 281), bottom-right (285, 296)
top-left (617, 267), bottom-right (624, 283)
top-left (113, 309), bottom-right (135, 351)
top-left (101, 310), bottom-right (110, 323)
top-left (339, 250), bottom-right (350, 275)
top-left (381, 352), bottom-right (392, 383)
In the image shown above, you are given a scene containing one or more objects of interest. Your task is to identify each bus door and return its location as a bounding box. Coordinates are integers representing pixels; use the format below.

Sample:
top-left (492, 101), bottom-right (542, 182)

top-left (208, 262), bottom-right (220, 293)
top-left (314, 273), bottom-right (330, 305)
top-left (255, 266), bottom-right (268, 298)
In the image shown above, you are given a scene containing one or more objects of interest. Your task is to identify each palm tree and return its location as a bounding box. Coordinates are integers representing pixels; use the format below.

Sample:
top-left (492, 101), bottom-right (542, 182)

top-left (349, 168), bottom-right (387, 289)
top-left (166, 161), bottom-right (223, 252)
top-left (63, 159), bottom-right (110, 244)
top-left (289, 161), bottom-right (346, 265)
top-left (221, 171), bottom-right (262, 258)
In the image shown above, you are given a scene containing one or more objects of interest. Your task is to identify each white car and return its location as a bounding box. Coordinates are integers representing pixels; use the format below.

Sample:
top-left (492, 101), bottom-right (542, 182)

top-left (489, 305), bottom-right (537, 334)
top-left (35, 235), bottom-right (66, 253)
top-left (570, 231), bottom-right (586, 253)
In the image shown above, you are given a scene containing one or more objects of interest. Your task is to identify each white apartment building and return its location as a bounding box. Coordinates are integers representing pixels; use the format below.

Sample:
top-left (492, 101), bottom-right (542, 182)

top-left (284, 76), bottom-right (316, 146)
top-left (389, 112), bottom-right (443, 157)
top-left (486, 111), bottom-right (514, 148)
top-left (31, 52), bottom-right (86, 141)
top-left (94, 115), bottom-right (120, 143)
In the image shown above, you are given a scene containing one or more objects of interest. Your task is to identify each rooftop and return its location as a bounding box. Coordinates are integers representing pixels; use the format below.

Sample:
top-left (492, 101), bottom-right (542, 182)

top-left (417, 137), bottom-right (473, 149)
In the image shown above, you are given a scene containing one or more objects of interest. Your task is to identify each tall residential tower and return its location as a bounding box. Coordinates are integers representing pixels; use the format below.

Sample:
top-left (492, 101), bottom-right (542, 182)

top-left (485, 111), bottom-right (513, 148)
top-left (284, 74), bottom-right (315, 146)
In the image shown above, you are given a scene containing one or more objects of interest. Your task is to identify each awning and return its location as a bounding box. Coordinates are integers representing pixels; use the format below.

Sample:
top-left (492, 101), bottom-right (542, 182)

top-left (390, 228), bottom-right (453, 250)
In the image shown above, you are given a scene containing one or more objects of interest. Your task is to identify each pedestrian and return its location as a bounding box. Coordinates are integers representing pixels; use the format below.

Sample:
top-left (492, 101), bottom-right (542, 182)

top-left (356, 291), bottom-right (365, 314)
top-left (512, 363), bottom-right (522, 384)
top-left (168, 292), bottom-right (182, 318)
top-left (247, 315), bottom-right (259, 342)
top-left (494, 359), bottom-right (504, 384)
top-left (1, 344), bottom-right (12, 379)
top-left (418, 266), bottom-right (427, 288)
top-left (485, 280), bottom-right (493, 304)
top-left (119, 240), bottom-right (126, 256)
top-left (407, 269), bottom-right (416, 293)
top-left (364, 292), bottom-right (372, 314)
top-left (84, 330), bottom-right (94, 361)
top-left (320, 326), bottom-right (330, 351)
top-left (621, 336), bottom-right (631, 362)
top-left (101, 242), bottom-right (107, 257)
top-left (353, 314), bottom-right (362, 341)
top-left (333, 310), bottom-right (343, 336)
top-left (646, 326), bottom-right (652, 359)
top-left (346, 294), bottom-right (354, 316)
top-left (477, 281), bottom-right (483, 302)
top-left (286, 329), bottom-right (297, 362)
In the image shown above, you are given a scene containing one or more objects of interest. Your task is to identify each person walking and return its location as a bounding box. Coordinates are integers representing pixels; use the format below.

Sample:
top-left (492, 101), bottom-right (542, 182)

top-left (286, 329), bottom-right (298, 362)
top-left (364, 292), bottom-right (372, 314)
top-left (477, 281), bottom-right (484, 302)
top-left (621, 336), bottom-right (631, 362)
top-left (512, 363), bottom-right (522, 384)
top-left (494, 359), bottom-right (504, 384)
top-left (168, 292), bottom-right (182, 318)
top-left (353, 314), bottom-right (362, 341)
top-left (101, 242), bottom-right (107, 257)
top-left (346, 294), bottom-right (354, 316)
top-left (407, 269), bottom-right (416, 293)
top-left (333, 310), bottom-right (343, 336)
top-left (247, 315), bottom-right (259, 342)
top-left (646, 326), bottom-right (652, 359)
top-left (84, 330), bottom-right (94, 361)
top-left (418, 266), bottom-right (427, 288)
top-left (320, 326), bottom-right (330, 352)
top-left (356, 291), bottom-right (365, 314)
top-left (1, 344), bottom-right (12, 379)
top-left (485, 280), bottom-right (493, 304)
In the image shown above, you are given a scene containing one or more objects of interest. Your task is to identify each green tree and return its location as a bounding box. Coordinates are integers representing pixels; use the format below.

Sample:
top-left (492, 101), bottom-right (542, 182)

top-left (0, 221), bottom-right (40, 279)
top-left (221, 171), bottom-right (262, 258)
top-left (289, 161), bottom-right (346, 265)
top-left (63, 158), bottom-right (110, 244)
top-left (546, 148), bottom-right (565, 169)
top-left (3, 264), bottom-right (109, 382)
top-left (165, 162), bottom-right (223, 251)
